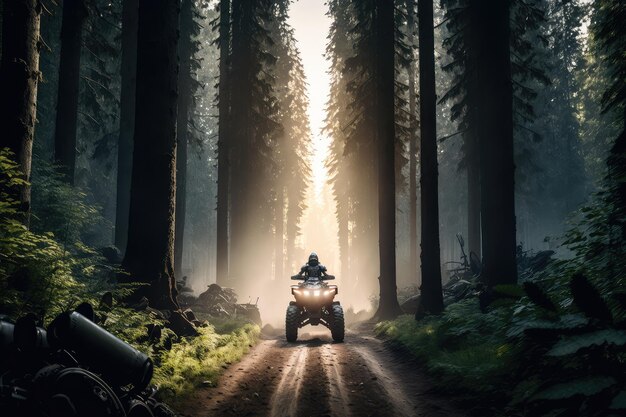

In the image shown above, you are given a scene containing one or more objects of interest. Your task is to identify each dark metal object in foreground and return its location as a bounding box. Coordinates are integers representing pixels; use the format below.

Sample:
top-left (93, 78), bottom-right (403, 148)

top-left (0, 308), bottom-right (176, 417)
top-left (48, 311), bottom-right (153, 390)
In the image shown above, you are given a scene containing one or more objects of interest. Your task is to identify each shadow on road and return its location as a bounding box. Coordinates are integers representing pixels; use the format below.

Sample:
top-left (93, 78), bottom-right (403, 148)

top-left (277, 334), bottom-right (341, 348)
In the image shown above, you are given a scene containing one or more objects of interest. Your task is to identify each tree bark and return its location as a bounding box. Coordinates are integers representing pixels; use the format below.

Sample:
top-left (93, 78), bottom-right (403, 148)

top-left (228, 0), bottom-right (253, 283)
top-left (0, 0), bottom-right (41, 224)
top-left (406, 0), bottom-right (419, 280)
top-left (374, 0), bottom-right (402, 321)
top-left (285, 190), bottom-right (300, 277)
top-left (121, 0), bottom-right (180, 310)
top-left (115, 0), bottom-right (138, 254)
top-left (174, 0), bottom-right (194, 280)
top-left (54, 0), bottom-right (86, 184)
top-left (475, 0), bottom-right (517, 287)
top-left (0, 0), bottom-right (3, 59)
top-left (337, 188), bottom-right (350, 282)
top-left (465, 0), bottom-right (481, 259)
top-left (216, 0), bottom-right (231, 285)
top-left (174, 108), bottom-right (188, 280)
top-left (416, 0), bottom-right (444, 317)
top-left (274, 186), bottom-right (284, 281)
top-left (466, 130), bottom-right (481, 258)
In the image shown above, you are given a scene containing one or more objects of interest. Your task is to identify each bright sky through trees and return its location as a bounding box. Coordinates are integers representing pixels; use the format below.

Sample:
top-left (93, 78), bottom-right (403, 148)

top-left (288, 0), bottom-right (332, 196)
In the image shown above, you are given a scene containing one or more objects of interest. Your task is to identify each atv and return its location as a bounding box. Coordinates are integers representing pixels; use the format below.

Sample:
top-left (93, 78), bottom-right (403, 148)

top-left (285, 275), bottom-right (345, 343)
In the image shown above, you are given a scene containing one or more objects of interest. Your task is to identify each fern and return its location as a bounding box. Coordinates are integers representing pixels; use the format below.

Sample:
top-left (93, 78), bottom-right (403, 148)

top-left (547, 329), bottom-right (626, 356)
top-left (532, 376), bottom-right (616, 400)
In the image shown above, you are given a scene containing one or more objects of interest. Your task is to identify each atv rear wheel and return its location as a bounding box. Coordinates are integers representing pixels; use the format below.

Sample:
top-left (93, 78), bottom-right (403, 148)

top-left (330, 303), bottom-right (345, 342)
top-left (285, 304), bottom-right (299, 342)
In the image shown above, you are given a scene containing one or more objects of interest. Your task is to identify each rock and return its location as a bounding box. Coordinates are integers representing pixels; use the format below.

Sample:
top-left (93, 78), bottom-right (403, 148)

top-left (146, 323), bottom-right (162, 342)
top-left (99, 292), bottom-right (113, 311)
top-left (400, 295), bottom-right (421, 314)
top-left (101, 245), bottom-right (122, 263)
top-left (133, 297), bottom-right (150, 311)
top-left (168, 310), bottom-right (198, 337)
top-left (183, 309), bottom-right (197, 322)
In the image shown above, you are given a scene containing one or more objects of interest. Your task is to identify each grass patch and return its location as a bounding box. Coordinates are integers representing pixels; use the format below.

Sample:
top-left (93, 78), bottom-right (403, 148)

top-left (152, 320), bottom-right (260, 405)
top-left (98, 306), bottom-right (260, 407)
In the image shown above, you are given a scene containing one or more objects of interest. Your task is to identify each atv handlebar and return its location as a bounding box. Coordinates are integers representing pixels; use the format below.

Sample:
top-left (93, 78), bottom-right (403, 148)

top-left (290, 274), bottom-right (336, 280)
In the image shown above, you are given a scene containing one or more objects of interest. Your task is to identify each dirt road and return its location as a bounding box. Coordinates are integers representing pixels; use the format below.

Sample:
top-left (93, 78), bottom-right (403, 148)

top-left (179, 326), bottom-right (466, 417)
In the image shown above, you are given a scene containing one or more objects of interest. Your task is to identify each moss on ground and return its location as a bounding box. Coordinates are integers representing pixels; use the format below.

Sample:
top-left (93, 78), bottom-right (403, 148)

top-left (151, 320), bottom-right (260, 405)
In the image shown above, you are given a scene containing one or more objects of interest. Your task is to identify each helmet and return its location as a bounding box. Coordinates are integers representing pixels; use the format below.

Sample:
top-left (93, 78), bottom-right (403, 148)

top-left (308, 252), bottom-right (319, 266)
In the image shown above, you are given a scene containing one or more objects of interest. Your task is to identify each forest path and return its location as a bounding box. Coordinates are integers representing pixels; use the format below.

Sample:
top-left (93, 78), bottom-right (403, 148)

top-left (178, 325), bottom-right (466, 417)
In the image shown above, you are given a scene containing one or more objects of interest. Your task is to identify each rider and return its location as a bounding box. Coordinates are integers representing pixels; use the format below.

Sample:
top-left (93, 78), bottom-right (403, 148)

top-left (295, 252), bottom-right (333, 282)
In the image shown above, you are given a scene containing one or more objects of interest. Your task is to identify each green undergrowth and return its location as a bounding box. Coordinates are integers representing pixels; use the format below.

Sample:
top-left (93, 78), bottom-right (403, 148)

top-left (375, 303), bottom-right (518, 413)
top-left (0, 149), bottom-right (260, 408)
top-left (377, 144), bottom-right (626, 417)
top-left (44, 294), bottom-right (260, 407)
top-left (150, 319), bottom-right (260, 405)
top-left (376, 264), bottom-right (626, 416)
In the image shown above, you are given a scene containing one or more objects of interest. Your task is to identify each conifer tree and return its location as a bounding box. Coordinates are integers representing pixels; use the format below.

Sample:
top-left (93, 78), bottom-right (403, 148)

top-left (0, 0), bottom-right (42, 224)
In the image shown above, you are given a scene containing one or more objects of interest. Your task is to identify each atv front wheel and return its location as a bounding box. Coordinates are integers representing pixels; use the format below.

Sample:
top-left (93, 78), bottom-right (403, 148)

top-left (285, 304), bottom-right (299, 342)
top-left (330, 303), bottom-right (345, 342)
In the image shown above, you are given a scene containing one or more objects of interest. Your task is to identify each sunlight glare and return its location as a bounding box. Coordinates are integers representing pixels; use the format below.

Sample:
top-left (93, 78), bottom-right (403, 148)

top-left (287, 1), bottom-right (332, 197)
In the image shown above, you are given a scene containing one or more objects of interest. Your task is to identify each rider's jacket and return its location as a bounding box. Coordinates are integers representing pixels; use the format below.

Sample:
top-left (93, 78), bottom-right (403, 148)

top-left (299, 263), bottom-right (328, 279)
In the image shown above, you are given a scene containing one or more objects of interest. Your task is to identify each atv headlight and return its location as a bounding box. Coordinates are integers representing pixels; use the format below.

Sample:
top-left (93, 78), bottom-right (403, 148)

top-left (323, 288), bottom-right (337, 296)
top-left (293, 289), bottom-right (302, 296)
top-left (303, 290), bottom-right (311, 296)
top-left (313, 290), bottom-right (320, 297)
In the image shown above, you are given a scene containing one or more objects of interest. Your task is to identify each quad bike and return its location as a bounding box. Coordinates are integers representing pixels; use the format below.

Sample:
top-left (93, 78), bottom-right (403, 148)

top-left (285, 274), bottom-right (345, 343)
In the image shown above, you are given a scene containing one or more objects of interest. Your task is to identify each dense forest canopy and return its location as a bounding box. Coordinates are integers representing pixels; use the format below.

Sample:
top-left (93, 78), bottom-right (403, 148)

top-left (0, 0), bottom-right (625, 415)
top-left (1, 0), bottom-right (621, 314)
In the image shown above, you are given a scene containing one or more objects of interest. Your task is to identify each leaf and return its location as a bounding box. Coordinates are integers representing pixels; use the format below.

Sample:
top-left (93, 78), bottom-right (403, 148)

top-left (524, 282), bottom-right (558, 312)
top-left (570, 273), bottom-right (613, 322)
top-left (610, 391), bottom-right (626, 410)
top-left (548, 329), bottom-right (626, 356)
top-left (532, 377), bottom-right (616, 401)
top-left (494, 284), bottom-right (525, 298)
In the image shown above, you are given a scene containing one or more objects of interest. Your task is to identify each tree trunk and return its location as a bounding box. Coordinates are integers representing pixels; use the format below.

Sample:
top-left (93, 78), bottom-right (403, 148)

top-left (0, 0), bottom-right (3, 59)
top-left (285, 189), bottom-right (299, 277)
top-left (216, 0), bottom-right (231, 285)
top-left (0, 0), bottom-right (41, 224)
top-left (374, 0), bottom-right (402, 321)
top-left (121, 0), bottom-right (180, 310)
top-left (274, 186), bottom-right (284, 281)
top-left (228, 0), bottom-right (253, 284)
top-left (337, 191), bottom-right (350, 281)
top-left (174, 0), bottom-right (194, 280)
top-left (475, 0), bottom-right (517, 287)
top-left (174, 112), bottom-right (188, 280)
top-left (406, 0), bottom-right (418, 280)
top-left (466, 130), bottom-right (481, 258)
top-left (54, 0), bottom-right (86, 184)
top-left (416, 0), bottom-right (444, 317)
top-left (465, 0), bottom-right (481, 259)
top-left (115, 0), bottom-right (138, 254)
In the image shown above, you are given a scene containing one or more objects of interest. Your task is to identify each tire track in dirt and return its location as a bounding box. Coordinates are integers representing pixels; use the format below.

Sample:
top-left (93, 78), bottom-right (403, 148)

top-left (351, 344), bottom-right (416, 417)
top-left (348, 330), bottom-right (465, 417)
top-left (321, 343), bottom-right (352, 417)
top-left (268, 345), bottom-right (308, 417)
top-left (177, 328), bottom-right (467, 417)
top-left (179, 339), bottom-right (291, 417)
top-left (331, 340), bottom-right (395, 417)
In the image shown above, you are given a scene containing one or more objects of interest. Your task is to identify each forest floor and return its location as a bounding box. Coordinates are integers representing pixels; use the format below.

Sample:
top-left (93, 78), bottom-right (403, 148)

top-left (177, 323), bottom-right (466, 417)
